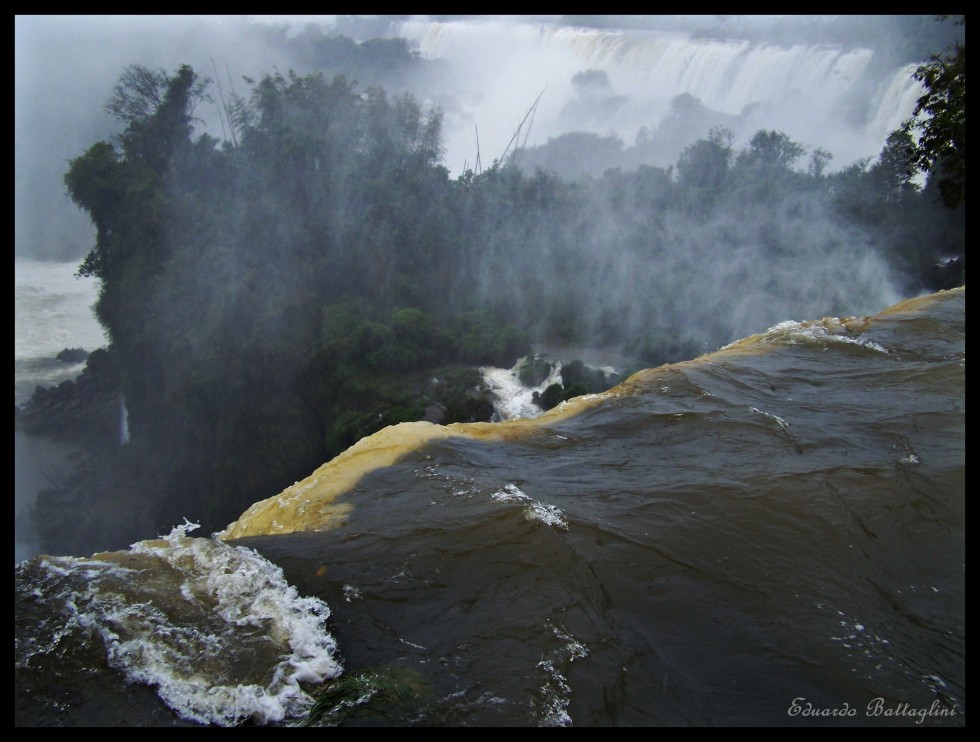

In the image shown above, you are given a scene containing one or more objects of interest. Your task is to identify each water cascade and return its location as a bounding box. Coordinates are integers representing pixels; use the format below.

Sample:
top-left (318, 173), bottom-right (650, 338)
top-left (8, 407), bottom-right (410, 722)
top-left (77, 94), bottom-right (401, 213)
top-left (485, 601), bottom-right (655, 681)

top-left (120, 395), bottom-right (130, 446)
top-left (393, 18), bottom-right (924, 174)
top-left (482, 356), bottom-right (564, 421)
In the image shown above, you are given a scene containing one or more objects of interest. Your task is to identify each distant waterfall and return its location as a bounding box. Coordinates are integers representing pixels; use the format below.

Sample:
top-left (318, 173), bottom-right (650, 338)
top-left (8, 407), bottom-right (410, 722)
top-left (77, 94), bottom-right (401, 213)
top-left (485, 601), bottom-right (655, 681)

top-left (394, 18), bottom-right (923, 173)
top-left (120, 395), bottom-right (130, 445)
top-left (866, 62), bottom-right (926, 141)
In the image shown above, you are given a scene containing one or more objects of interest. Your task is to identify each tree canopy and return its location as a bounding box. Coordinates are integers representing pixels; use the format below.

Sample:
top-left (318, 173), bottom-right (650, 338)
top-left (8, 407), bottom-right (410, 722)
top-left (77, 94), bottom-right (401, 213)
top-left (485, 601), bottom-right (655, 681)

top-left (901, 16), bottom-right (965, 209)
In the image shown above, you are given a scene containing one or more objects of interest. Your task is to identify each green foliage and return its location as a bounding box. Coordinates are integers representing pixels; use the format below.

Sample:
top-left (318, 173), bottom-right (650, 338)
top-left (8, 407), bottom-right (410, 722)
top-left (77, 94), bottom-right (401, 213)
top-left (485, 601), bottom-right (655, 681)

top-left (65, 142), bottom-right (125, 278)
top-left (738, 130), bottom-right (806, 171)
top-left (730, 129), bottom-right (809, 204)
top-left (900, 16), bottom-right (965, 208)
top-left (108, 64), bottom-right (211, 173)
top-left (868, 130), bottom-right (920, 204)
top-left (450, 310), bottom-right (531, 367)
top-left (311, 301), bottom-right (503, 456)
top-left (516, 131), bottom-right (626, 180)
top-left (285, 26), bottom-right (422, 79)
top-left (676, 126), bottom-right (732, 197)
top-left (808, 147), bottom-right (833, 178)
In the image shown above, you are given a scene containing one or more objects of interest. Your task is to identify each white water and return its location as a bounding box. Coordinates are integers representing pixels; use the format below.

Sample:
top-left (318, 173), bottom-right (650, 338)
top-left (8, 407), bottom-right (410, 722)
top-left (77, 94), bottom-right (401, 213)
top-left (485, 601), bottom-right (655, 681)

top-left (394, 18), bottom-right (923, 176)
top-left (15, 258), bottom-right (105, 406)
top-left (482, 357), bottom-right (563, 421)
top-left (23, 522), bottom-right (343, 726)
top-left (491, 483), bottom-right (569, 531)
top-left (120, 396), bottom-right (130, 445)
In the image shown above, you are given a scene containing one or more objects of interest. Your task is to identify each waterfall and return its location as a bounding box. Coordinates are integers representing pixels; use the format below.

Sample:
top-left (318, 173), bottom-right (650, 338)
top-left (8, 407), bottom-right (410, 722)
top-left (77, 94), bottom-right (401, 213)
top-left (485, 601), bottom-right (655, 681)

top-left (393, 18), bottom-right (923, 174)
top-left (866, 62), bottom-right (927, 143)
top-left (120, 395), bottom-right (130, 445)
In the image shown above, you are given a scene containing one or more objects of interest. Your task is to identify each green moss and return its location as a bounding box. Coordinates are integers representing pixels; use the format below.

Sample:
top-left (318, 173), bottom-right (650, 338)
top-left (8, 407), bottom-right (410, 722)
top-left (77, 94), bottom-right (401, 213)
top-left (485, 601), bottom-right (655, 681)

top-left (301, 667), bottom-right (432, 727)
top-left (517, 355), bottom-right (553, 387)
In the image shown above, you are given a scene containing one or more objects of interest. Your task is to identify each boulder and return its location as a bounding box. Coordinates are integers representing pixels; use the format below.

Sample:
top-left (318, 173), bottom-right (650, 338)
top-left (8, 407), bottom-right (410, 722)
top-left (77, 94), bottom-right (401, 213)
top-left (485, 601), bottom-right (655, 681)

top-left (56, 347), bottom-right (90, 363)
top-left (517, 355), bottom-right (553, 387)
top-left (421, 403), bottom-right (447, 424)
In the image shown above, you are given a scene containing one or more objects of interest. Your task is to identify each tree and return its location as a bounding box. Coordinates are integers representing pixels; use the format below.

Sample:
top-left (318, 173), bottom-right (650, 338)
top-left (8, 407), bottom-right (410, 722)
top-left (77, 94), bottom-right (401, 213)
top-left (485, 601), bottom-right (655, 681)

top-left (808, 147), bottom-right (833, 178)
top-left (67, 64), bottom-right (211, 335)
top-left (737, 130), bottom-right (806, 171)
top-left (675, 127), bottom-right (732, 200)
top-left (901, 16), bottom-right (965, 209)
top-left (868, 130), bottom-right (919, 204)
top-left (106, 64), bottom-right (211, 173)
top-left (64, 141), bottom-right (125, 279)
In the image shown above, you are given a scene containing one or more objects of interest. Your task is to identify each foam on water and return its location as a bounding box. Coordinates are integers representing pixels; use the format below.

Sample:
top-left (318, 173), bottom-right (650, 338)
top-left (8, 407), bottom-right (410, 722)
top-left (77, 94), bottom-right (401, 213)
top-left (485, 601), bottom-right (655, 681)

top-left (533, 621), bottom-right (589, 727)
top-left (19, 522), bottom-right (343, 726)
top-left (491, 483), bottom-right (569, 531)
top-left (721, 316), bottom-right (893, 356)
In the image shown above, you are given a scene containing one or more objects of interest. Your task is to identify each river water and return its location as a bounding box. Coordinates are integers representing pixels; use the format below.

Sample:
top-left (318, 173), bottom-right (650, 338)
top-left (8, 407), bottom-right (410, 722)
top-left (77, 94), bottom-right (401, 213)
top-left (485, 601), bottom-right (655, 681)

top-left (15, 287), bottom-right (965, 726)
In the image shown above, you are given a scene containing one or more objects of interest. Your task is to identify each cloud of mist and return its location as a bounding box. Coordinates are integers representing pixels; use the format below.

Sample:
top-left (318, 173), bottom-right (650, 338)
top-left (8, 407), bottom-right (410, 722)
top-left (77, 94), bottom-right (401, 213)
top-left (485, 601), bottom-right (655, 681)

top-left (15, 15), bottom-right (299, 260)
top-left (16, 13), bottom-right (936, 352)
top-left (385, 17), bottom-right (926, 179)
top-left (16, 14), bottom-right (934, 263)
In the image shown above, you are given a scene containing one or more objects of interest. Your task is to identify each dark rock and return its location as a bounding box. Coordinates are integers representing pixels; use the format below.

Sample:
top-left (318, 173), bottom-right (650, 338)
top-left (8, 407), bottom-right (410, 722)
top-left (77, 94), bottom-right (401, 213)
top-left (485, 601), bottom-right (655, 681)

top-left (56, 348), bottom-right (90, 363)
top-left (421, 403), bottom-right (447, 424)
top-left (534, 383), bottom-right (566, 410)
top-left (423, 366), bottom-right (496, 424)
top-left (18, 349), bottom-right (122, 446)
top-left (517, 355), bottom-right (553, 387)
top-left (451, 395), bottom-right (494, 423)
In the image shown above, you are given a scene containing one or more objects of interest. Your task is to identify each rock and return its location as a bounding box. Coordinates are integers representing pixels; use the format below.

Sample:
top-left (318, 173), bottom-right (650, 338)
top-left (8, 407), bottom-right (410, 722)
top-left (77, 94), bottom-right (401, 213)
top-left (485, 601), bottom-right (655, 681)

top-left (56, 347), bottom-right (90, 363)
top-left (421, 403), bottom-right (447, 424)
top-left (18, 349), bottom-right (121, 445)
top-left (517, 355), bottom-right (553, 387)
top-left (534, 383), bottom-right (565, 410)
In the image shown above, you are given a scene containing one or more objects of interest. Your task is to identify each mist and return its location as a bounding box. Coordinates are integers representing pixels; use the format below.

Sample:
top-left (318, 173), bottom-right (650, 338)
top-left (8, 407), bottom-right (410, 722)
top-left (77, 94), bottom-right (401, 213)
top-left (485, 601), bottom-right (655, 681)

top-left (15, 14), bottom-right (416, 260)
top-left (16, 15), bottom-right (957, 260)
top-left (393, 17), bottom-right (920, 177)
top-left (14, 14), bottom-right (964, 555)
